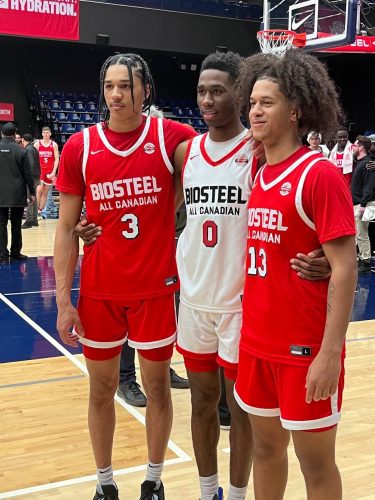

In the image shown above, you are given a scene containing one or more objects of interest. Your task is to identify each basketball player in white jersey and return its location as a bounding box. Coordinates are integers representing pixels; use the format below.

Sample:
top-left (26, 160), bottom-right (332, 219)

top-left (34, 126), bottom-right (59, 212)
top-left (77, 52), bottom-right (330, 500)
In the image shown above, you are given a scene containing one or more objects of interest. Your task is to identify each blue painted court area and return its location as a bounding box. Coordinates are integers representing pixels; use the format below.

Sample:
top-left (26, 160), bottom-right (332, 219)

top-left (1, 256), bottom-right (375, 363)
top-left (0, 256), bottom-right (81, 363)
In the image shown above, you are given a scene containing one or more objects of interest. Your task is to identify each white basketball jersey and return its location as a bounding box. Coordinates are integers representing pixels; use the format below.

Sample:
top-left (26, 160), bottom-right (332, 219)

top-left (177, 131), bottom-right (257, 313)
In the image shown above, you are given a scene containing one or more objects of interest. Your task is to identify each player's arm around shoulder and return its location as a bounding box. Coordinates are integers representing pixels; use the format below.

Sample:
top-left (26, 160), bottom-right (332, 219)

top-left (54, 192), bottom-right (85, 347)
top-left (173, 140), bottom-right (190, 212)
top-left (305, 235), bottom-right (357, 404)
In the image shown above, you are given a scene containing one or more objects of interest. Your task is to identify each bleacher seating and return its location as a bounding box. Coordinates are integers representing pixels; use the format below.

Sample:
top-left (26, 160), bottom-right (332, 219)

top-left (36, 89), bottom-right (208, 149)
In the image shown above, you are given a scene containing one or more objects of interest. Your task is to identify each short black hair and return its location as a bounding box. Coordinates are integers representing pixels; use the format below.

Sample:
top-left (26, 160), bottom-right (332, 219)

top-left (99, 53), bottom-right (156, 124)
top-left (200, 51), bottom-right (243, 85)
top-left (22, 133), bottom-right (33, 142)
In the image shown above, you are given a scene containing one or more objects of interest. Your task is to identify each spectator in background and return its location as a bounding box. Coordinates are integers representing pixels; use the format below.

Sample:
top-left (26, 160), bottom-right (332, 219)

top-left (0, 122), bottom-right (35, 264)
top-left (351, 135), bottom-right (375, 274)
top-left (15, 133), bottom-right (22, 145)
top-left (329, 127), bottom-right (354, 187)
top-left (34, 126), bottom-right (59, 213)
top-left (307, 131), bottom-right (329, 157)
top-left (21, 133), bottom-right (41, 229)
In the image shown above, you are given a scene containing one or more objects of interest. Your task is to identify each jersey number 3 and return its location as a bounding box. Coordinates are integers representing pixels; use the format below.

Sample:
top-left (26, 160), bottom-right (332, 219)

top-left (121, 213), bottom-right (139, 239)
top-left (247, 247), bottom-right (267, 277)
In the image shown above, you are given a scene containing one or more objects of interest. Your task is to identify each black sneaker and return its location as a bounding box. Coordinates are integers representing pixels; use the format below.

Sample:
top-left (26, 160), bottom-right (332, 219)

top-left (139, 480), bottom-right (165, 499)
top-left (21, 222), bottom-right (34, 229)
top-left (358, 259), bottom-right (371, 274)
top-left (199, 487), bottom-right (223, 500)
top-left (170, 367), bottom-right (190, 389)
top-left (10, 253), bottom-right (28, 262)
top-left (117, 381), bottom-right (147, 407)
top-left (219, 413), bottom-right (231, 430)
top-left (93, 484), bottom-right (119, 500)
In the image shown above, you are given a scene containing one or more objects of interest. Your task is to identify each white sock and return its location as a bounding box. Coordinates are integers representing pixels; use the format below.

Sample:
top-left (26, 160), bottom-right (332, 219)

top-left (145, 461), bottom-right (163, 488)
top-left (96, 465), bottom-right (116, 492)
top-left (227, 483), bottom-right (248, 500)
top-left (199, 473), bottom-right (219, 500)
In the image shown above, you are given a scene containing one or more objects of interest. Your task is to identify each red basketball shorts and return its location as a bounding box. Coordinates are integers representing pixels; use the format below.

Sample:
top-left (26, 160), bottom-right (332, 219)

top-left (234, 348), bottom-right (344, 431)
top-left (40, 169), bottom-right (54, 185)
top-left (76, 293), bottom-right (176, 361)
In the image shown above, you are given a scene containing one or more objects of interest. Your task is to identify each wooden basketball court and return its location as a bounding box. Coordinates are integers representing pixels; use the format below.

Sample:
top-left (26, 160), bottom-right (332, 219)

top-left (0, 219), bottom-right (374, 499)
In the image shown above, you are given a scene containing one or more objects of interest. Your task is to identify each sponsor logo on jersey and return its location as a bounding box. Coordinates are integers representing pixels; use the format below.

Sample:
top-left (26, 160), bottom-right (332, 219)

top-left (90, 175), bottom-right (162, 201)
top-left (91, 149), bottom-right (104, 155)
top-left (280, 182), bottom-right (292, 196)
top-left (144, 142), bottom-right (156, 154)
top-left (0, 0), bottom-right (9, 9)
top-left (235, 154), bottom-right (249, 166)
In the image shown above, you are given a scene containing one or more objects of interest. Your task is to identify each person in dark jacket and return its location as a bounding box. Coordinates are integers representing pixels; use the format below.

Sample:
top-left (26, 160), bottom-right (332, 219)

top-left (21, 133), bottom-right (40, 228)
top-left (351, 135), bottom-right (375, 273)
top-left (0, 122), bottom-right (35, 263)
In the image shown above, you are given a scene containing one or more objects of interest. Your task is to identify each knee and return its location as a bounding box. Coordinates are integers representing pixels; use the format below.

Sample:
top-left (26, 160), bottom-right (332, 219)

top-left (89, 374), bottom-right (118, 405)
top-left (144, 379), bottom-right (170, 406)
top-left (298, 455), bottom-right (337, 484)
top-left (191, 386), bottom-right (219, 417)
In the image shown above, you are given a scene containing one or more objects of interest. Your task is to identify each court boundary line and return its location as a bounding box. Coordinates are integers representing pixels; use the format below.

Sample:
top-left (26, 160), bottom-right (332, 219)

top-left (0, 293), bottom-right (191, 499)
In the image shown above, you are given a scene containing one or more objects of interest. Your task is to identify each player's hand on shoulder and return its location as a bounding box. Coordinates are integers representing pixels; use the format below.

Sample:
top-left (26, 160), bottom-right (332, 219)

top-left (75, 217), bottom-right (102, 245)
top-left (366, 160), bottom-right (375, 171)
top-left (290, 248), bottom-right (331, 280)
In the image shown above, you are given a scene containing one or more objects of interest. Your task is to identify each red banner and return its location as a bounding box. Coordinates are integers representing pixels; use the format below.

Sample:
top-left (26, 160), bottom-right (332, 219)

top-left (0, 103), bottom-right (14, 121)
top-left (0, 0), bottom-right (79, 41)
top-left (321, 35), bottom-right (375, 54)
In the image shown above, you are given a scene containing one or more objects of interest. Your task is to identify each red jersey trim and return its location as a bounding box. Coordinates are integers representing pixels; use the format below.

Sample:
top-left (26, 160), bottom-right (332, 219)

top-left (200, 134), bottom-right (248, 167)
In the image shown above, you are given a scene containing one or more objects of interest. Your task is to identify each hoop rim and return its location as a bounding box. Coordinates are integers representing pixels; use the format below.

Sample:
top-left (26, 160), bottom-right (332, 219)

top-left (257, 29), bottom-right (306, 48)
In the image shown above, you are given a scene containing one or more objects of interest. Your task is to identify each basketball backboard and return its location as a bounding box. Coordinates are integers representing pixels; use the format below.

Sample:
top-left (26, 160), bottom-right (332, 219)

top-left (262, 0), bottom-right (358, 51)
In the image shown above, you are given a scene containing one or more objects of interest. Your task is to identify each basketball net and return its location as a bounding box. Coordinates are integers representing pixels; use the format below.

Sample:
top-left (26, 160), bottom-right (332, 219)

top-left (257, 30), bottom-right (306, 57)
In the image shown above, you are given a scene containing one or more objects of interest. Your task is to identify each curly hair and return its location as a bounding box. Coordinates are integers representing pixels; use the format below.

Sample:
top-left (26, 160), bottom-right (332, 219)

top-left (238, 49), bottom-right (344, 139)
top-left (200, 51), bottom-right (243, 85)
top-left (356, 135), bottom-right (372, 153)
top-left (98, 53), bottom-right (156, 124)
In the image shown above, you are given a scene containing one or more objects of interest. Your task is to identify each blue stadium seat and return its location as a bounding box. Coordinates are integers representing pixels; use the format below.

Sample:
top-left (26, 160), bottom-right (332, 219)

top-left (55, 112), bottom-right (68, 122)
top-left (81, 113), bottom-right (93, 124)
top-left (74, 101), bottom-right (86, 112)
top-left (61, 123), bottom-right (75, 134)
top-left (86, 102), bottom-right (98, 112)
top-left (67, 112), bottom-right (81, 123)
top-left (183, 107), bottom-right (194, 118)
top-left (75, 124), bottom-right (86, 132)
top-left (61, 101), bottom-right (74, 112)
top-left (172, 107), bottom-right (183, 117)
top-left (48, 100), bottom-right (60, 111)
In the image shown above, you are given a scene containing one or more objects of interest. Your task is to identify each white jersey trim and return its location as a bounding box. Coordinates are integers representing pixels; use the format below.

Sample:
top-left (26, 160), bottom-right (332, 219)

top-left (234, 386), bottom-right (280, 417)
top-left (295, 157), bottom-right (327, 231)
top-left (128, 331), bottom-right (176, 350)
top-left (77, 334), bottom-right (127, 349)
top-left (157, 117), bottom-right (174, 174)
top-left (96, 117), bottom-right (151, 157)
top-left (82, 127), bottom-right (90, 184)
top-left (260, 150), bottom-right (319, 191)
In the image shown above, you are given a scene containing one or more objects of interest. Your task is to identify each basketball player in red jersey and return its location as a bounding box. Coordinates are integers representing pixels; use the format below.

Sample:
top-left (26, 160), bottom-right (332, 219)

top-left (34, 126), bottom-right (59, 212)
top-left (235, 49), bottom-right (357, 499)
top-left (54, 53), bottom-right (196, 500)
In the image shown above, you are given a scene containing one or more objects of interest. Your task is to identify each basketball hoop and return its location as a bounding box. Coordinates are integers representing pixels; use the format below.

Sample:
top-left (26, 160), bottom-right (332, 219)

top-left (257, 30), bottom-right (306, 57)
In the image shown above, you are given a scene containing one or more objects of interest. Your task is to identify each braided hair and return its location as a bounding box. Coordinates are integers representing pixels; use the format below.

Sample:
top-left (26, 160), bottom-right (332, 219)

top-left (98, 53), bottom-right (156, 124)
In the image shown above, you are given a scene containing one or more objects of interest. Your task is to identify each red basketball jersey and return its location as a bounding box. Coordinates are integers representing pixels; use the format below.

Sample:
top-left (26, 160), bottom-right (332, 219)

top-left (63, 117), bottom-right (180, 301)
top-left (38, 140), bottom-right (55, 172)
top-left (241, 147), bottom-right (356, 366)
